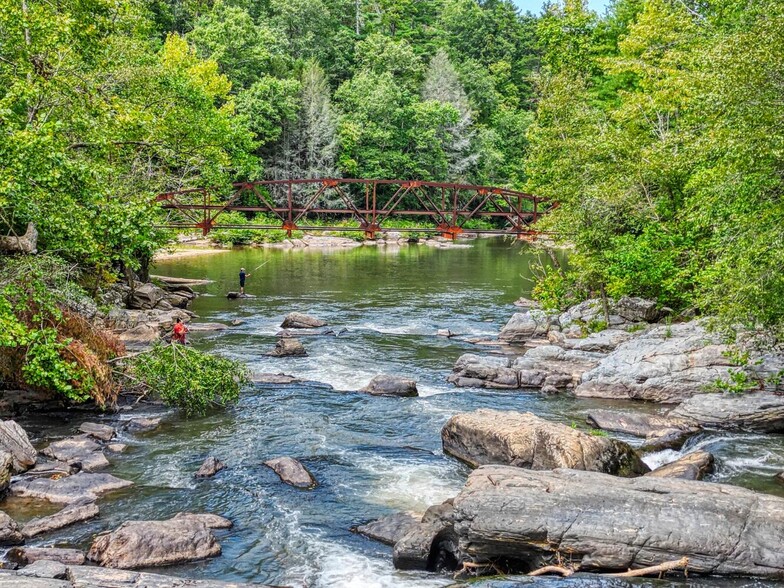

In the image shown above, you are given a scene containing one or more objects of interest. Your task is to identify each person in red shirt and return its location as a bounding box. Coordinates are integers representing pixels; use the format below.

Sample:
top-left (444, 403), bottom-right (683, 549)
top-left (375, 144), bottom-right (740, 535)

top-left (172, 317), bottom-right (188, 344)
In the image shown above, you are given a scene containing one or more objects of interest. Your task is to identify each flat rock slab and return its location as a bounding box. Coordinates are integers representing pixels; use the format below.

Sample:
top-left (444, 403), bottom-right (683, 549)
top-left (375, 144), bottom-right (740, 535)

top-left (88, 515), bottom-right (221, 569)
top-left (586, 410), bottom-right (698, 441)
top-left (646, 450), bottom-right (714, 481)
top-left (360, 375), bottom-right (418, 397)
top-left (0, 509), bottom-right (24, 545)
top-left (70, 566), bottom-right (264, 587)
top-left (78, 422), bottom-right (115, 441)
top-left (195, 456), bottom-right (225, 478)
top-left (450, 466), bottom-right (784, 578)
top-left (42, 437), bottom-right (109, 472)
top-left (0, 420), bottom-right (37, 472)
top-left (171, 512), bottom-right (232, 529)
top-left (17, 560), bottom-right (68, 579)
top-left (263, 457), bottom-right (316, 489)
top-left (353, 512), bottom-right (422, 546)
top-left (0, 571), bottom-right (70, 588)
top-left (442, 409), bottom-right (648, 477)
top-left (9, 547), bottom-right (86, 565)
top-left (10, 472), bottom-right (133, 504)
top-left (280, 312), bottom-right (327, 329)
top-left (251, 373), bottom-right (301, 384)
top-left (124, 417), bottom-right (161, 433)
top-left (671, 392), bottom-right (784, 432)
top-left (22, 500), bottom-right (100, 538)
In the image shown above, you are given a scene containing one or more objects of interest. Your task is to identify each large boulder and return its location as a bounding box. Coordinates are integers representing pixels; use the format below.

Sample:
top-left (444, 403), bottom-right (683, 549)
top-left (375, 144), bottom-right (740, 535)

top-left (441, 410), bottom-right (648, 477)
top-left (22, 500), bottom-right (100, 538)
top-left (586, 409), bottom-right (699, 451)
top-left (576, 322), bottom-right (735, 403)
top-left (127, 283), bottom-right (166, 310)
top-left (88, 515), bottom-right (222, 569)
top-left (263, 457), bottom-right (316, 489)
top-left (266, 338), bottom-right (307, 357)
top-left (646, 450), bottom-right (714, 481)
top-left (498, 311), bottom-right (552, 343)
top-left (393, 502), bottom-right (457, 572)
top-left (10, 472), bottom-right (133, 504)
top-left (0, 510), bottom-right (24, 546)
top-left (0, 451), bottom-right (12, 492)
top-left (615, 296), bottom-right (662, 323)
top-left (446, 466), bottom-right (784, 578)
top-left (360, 375), bottom-right (418, 397)
top-left (280, 312), bottom-right (327, 329)
top-left (353, 512), bottom-right (422, 546)
top-left (0, 420), bottom-right (37, 472)
top-left (671, 392), bottom-right (784, 432)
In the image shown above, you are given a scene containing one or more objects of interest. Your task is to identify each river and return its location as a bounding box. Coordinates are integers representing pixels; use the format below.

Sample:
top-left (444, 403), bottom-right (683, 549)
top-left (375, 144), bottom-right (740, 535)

top-left (14, 239), bottom-right (784, 587)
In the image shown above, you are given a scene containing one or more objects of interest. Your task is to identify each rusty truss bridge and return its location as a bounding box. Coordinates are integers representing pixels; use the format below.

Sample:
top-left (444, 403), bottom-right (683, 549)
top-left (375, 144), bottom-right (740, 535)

top-left (156, 178), bottom-right (550, 240)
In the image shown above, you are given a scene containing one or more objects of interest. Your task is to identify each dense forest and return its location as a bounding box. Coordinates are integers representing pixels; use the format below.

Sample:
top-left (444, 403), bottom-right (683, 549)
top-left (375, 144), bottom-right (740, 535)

top-left (1, 0), bottom-right (783, 402)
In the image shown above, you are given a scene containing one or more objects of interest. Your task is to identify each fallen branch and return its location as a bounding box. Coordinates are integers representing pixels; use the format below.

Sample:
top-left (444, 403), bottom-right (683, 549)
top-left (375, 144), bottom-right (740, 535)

top-left (528, 565), bottom-right (574, 577)
top-left (609, 557), bottom-right (689, 578)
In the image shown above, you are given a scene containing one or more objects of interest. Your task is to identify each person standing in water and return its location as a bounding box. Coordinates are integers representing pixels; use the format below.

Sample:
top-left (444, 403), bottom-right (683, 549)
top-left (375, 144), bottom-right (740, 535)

top-left (239, 267), bottom-right (250, 295)
top-left (172, 317), bottom-right (188, 344)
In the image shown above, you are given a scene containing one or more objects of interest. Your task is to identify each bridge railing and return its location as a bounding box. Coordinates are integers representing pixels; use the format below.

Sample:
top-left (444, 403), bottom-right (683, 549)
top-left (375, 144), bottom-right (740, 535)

top-left (156, 178), bottom-right (550, 239)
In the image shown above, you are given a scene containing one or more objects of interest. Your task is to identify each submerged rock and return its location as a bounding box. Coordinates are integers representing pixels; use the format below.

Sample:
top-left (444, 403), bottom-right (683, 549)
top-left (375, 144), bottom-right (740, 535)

top-left (10, 472), bottom-right (133, 504)
top-left (263, 457), bottom-right (316, 489)
top-left (280, 312), bottom-right (327, 329)
top-left (9, 546), bottom-right (86, 566)
top-left (360, 375), bottom-right (418, 397)
top-left (171, 512), bottom-right (233, 530)
top-left (251, 373), bottom-right (301, 384)
top-left (0, 510), bottom-right (24, 546)
top-left (78, 422), bottom-right (115, 441)
top-left (22, 500), bottom-right (100, 538)
top-left (646, 450), bottom-right (714, 481)
top-left (353, 512), bottom-right (422, 546)
top-left (266, 337), bottom-right (307, 357)
top-left (446, 466), bottom-right (784, 578)
top-left (88, 515), bottom-right (222, 569)
top-left (125, 417), bottom-right (161, 433)
top-left (0, 420), bottom-right (37, 472)
top-left (195, 456), bottom-right (225, 478)
top-left (442, 409), bottom-right (648, 477)
top-left (671, 392), bottom-right (784, 432)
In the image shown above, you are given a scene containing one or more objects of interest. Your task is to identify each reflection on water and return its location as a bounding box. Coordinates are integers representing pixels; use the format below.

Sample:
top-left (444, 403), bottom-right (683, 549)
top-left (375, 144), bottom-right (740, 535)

top-left (15, 239), bottom-right (784, 587)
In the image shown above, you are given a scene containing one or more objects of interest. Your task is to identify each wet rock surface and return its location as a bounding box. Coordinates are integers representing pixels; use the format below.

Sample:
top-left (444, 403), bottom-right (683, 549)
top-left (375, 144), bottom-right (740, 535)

top-left (280, 312), bottom-right (327, 329)
top-left (22, 500), bottom-right (100, 538)
top-left (447, 466), bottom-right (784, 578)
top-left (353, 512), bottom-right (421, 546)
top-left (124, 417), bottom-right (161, 433)
top-left (0, 510), bottom-right (24, 545)
top-left (78, 422), bottom-right (115, 442)
top-left (671, 392), bottom-right (784, 432)
top-left (42, 436), bottom-right (109, 472)
top-left (88, 514), bottom-right (222, 569)
top-left (266, 337), bottom-right (307, 357)
top-left (263, 457), bottom-right (316, 489)
top-left (195, 456), bottom-right (225, 478)
top-left (0, 420), bottom-right (37, 472)
top-left (646, 450), bottom-right (715, 480)
top-left (360, 375), bottom-right (418, 397)
top-left (10, 472), bottom-right (133, 504)
top-left (442, 410), bottom-right (648, 476)
top-left (9, 547), bottom-right (86, 566)
top-left (17, 559), bottom-right (68, 580)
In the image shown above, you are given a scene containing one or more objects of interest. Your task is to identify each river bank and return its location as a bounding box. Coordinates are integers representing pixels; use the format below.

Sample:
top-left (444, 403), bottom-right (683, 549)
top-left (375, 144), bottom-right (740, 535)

top-left (2, 240), bottom-right (783, 587)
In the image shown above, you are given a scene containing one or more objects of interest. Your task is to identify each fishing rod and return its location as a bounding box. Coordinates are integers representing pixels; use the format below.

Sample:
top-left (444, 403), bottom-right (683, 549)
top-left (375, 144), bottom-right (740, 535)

top-left (251, 259), bottom-right (272, 272)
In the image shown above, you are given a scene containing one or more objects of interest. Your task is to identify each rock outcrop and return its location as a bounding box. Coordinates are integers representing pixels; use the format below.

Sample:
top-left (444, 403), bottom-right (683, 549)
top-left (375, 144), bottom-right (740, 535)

top-left (263, 457), bottom-right (316, 489)
top-left (0, 420), bottom-right (37, 472)
top-left (195, 456), bottom-right (225, 478)
top-left (10, 472), bottom-right (133, 504)
top-left (266, 338), bottom-right (307, 357)
top-left (498, 311), bottom-right (553, 343)
top-left (353, 512), bottom-right (421, 546)
top-left (88, 515), bottom-right (222, 568)
top-left (42, 436), bottom-right (109, 472)
top-left (280, 312), bottom-right (327, 329)
top-left (0, 510), bottom-right (24, 546)
top-left (442, 466), bottom-right (784, 578)
top-left (360, 375), bottom-right (418, 397)
top-left (646, 450), bottom-right (714, 481)
top-left (671, 392), bottom-right (784, 432)
top-left (576, 322), bottom-right (734, 403)
top-left (22, 500), bottom-right (100, 538)
top-left (441, 410), bottom-right (648, 477)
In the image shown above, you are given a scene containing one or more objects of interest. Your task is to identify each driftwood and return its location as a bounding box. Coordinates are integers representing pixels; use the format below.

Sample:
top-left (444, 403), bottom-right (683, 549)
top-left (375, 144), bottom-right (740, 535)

top-left (0, 223), bottom-right (37, 254)
top-left (528, 557), bottom-right (688, 579)
top-left (528, 565), bottom-right (574, 577)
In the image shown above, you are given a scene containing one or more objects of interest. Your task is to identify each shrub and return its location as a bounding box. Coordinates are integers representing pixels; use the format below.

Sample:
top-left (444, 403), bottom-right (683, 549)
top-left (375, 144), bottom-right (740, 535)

top-left (127, 342), bottom-right (249, 416)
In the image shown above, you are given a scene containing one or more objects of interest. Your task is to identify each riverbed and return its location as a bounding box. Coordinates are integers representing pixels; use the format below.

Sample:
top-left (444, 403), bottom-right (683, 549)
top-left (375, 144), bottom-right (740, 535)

top-left (15, 239), bottom-right (784, 587)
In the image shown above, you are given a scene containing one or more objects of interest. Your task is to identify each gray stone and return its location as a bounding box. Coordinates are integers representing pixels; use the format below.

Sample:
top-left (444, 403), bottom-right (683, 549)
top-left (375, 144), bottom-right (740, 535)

top-left (498, 311), bottom-right (552, 343)
top-left (562, 329), bottom-right (634, 353)
top-left (586, 409), bottom-right (698, 438)
top-left (78, 422), bottom-right (115, 441)
top-left (360, 375), bottom-right (418, 397)
top-left (646, 450), bottom-right (715, 481)
top-left (0, 451), bottom-right (12, 491)
top-left (0, 420), bottom-right (37, 472)
top-left (392, 519), bottom-right (452, 571)
top-left (671, 392), bottom-right (784, 432)
top-left (447, 466), bottom-right (784, 578)
top-left (127, 283), bottom-right (166, 310)
top-left (125, 417), bottom-right (161, 433)
top-left (263, 457), bottom-right (316, 489)
top-left (67, 566), bottom-right (263, 587)
top-left (107, 444), bottom-right (127, 453)
top-left (10, 472), bottom-right (133, 504)
top-left (442, 409), bottom-right (648, 477)
top-left (576, 322), bottom-right (735, 403)
top-left (8, 547), bottom-right (85, 565)
top-left (447, 354), bottom-right (520, 390)
top-left (0, 510), bottom-right (24, 545)
top-left (186, 322), bottom-right (229, 331)
top-left (171, 513), bottom-right (233, 529)
top-left (17, 560), bottom-right (67, 579)
top-left (615, 296), bottom-right (662, 323)
top-left (118, 324), bottom-right (160, 346)
top-left (22, 501), bottom-right (99, 538)
top-left (250, 373), bottom-right (301, 384)
top-left (0, 571), bottom-right (69, 588)
top-left (88, 515), bottom-right (222, 569)
top-left (266, 338), bottom-right (307, 357)
top-left (280, 312), bottom-right (327, 329)
top-left (42, 436), bottom-right (109, 472)
top-left (195, 456), bottom-right (225, 478)
top-left (354, 512), bottom-right (422, 546)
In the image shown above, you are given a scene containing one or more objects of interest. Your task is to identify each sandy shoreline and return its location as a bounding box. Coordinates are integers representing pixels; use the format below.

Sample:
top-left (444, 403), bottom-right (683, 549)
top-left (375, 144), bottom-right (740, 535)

top-left (153, 247), bottom-right (230, 262)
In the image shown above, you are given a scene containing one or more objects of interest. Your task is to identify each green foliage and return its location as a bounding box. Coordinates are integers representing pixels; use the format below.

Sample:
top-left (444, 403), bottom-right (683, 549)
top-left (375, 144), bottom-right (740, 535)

top-left (129, 342), bottom-right (249, 416)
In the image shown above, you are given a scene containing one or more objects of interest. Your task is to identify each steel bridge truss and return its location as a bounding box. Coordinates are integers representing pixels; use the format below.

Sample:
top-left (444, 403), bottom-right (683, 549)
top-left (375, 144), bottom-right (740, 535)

top-left (156, 178), bottom-right (549, 240)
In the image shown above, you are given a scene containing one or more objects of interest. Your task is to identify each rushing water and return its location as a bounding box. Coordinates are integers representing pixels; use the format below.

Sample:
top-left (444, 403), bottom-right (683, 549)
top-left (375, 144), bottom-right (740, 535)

top-left (11, 239), bottom-right (784, 588)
